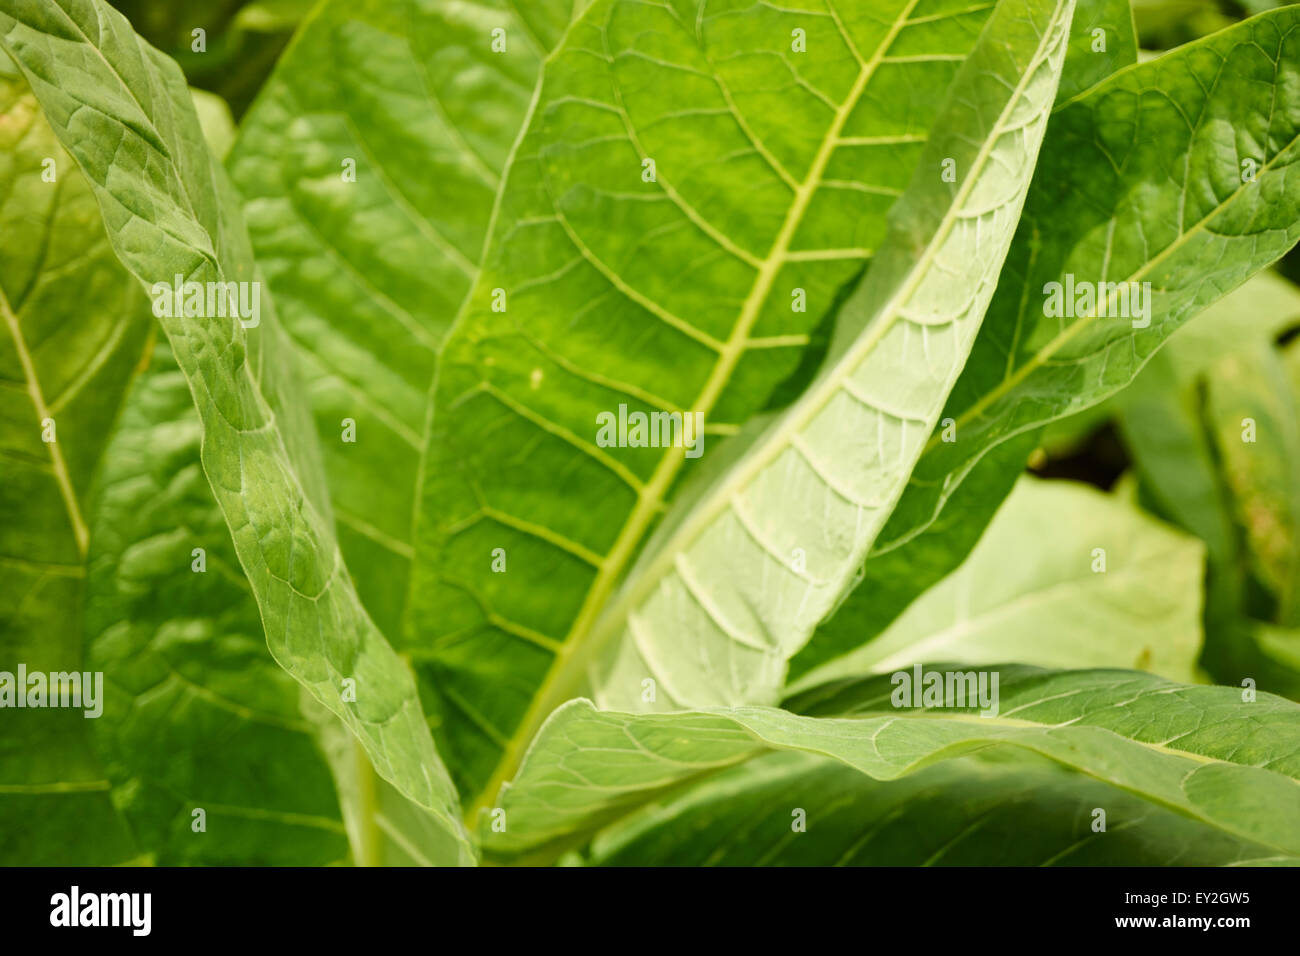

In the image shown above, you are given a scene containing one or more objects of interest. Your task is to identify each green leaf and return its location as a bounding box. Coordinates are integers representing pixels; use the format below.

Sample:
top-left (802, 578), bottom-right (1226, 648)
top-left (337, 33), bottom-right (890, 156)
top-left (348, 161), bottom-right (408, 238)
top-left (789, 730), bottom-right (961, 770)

top-left (227, 0), bottom-right (577, 639)
top-left (1257, 623), bottom-right (1300, 672)
top-left (1107, 272), bottom-right (1300, 566)
top-left (0, 74), bottom-right (152, 865)
top-left (1036, 244), bottom-right (1298, 458)
top-left (797, 7), bottom-right (1300, 679)
top-left (912, 3), bottom-right (1300, 551)
top-left (1204, 345), bottom-right (1300, 624)
top-left (587, 750), bottom-right (1292, 866)
top-left (412, 0), bottom-right (1074, 816)
top-left (1157, 270), bottom-right (1300, 381)
top-left (1120, 355), bottom-right (1238, 563)
top-left (0, 0), bottom-right (471, 860)
top-left (1118, 275), bottom-right (1300, 692)
top-left (86, 341), bottom-right (474, 865)
top-left (487, 666), bottom-right (1300, 861)
top-left (84, 342), bottom-right (354, 864)
top-left (234, 0), bottom-right (318, 34)
top-left (584, 0), bottom-right (1073, 700)
top-left (0, 71), bottom-right (439, 866)
top-left (1126, 277), bottom-right (1299, 571)
top-left (190, 87), bottom-right (235, 160)
top-left (1056, 0), bottom-right (1137, 101)
top-left (790, 476), bottom-right (1205, 692)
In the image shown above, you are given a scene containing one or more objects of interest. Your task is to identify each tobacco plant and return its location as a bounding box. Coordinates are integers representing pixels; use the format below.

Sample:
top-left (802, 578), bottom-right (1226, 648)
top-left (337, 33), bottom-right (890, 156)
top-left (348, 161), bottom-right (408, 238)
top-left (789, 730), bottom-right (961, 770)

top-left (2, 0), bottom-right (1300, 866)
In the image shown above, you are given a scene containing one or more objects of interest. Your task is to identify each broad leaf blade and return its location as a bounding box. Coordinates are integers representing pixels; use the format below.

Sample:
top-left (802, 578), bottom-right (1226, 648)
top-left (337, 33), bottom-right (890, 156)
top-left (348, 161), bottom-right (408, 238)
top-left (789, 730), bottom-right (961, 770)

top-left (588, 750), bottom-right (1293, 866)
top-left (488, 666), bottom-right (1300, 860)
top-left (0, 0), bottom-right (471, 860)
top-left (410, 0), bottom-right (1019, 810)
top-left (586, 0), bottom-right (1074, 705)
top-left (0, 74), bottom-right (151, 864)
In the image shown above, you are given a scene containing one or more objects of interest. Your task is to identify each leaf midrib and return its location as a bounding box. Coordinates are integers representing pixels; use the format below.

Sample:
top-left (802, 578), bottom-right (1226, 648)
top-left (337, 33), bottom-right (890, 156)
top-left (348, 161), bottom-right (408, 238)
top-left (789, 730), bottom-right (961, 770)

top-left (840, 710), bottom-right (1300, 855)
top-left (464, 0), bottom-right (930, 823)
top-left (505, 697), bottom-right (1300, 862)
top-left (0, 281), bottom-right (88, 557)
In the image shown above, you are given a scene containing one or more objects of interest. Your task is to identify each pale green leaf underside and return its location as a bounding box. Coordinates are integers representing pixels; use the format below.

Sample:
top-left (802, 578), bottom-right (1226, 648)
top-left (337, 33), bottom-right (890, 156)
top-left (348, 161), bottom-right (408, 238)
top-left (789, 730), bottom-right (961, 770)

top-left (588, 750), bottom-right (1292, 866)
top-left (0, 0), bottom-right (471, 861)
top-left (488, 666), bottom-right (1300, 859)
top-left (791, 475), bottom-right (1205, 691)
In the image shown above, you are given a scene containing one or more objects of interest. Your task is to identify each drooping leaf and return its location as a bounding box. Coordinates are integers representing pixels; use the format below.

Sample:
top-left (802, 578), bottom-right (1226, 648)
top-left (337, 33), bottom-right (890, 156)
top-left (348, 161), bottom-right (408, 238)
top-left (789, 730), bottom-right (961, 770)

top-left (486, 666), bottom-right (1300, 861)
top-left (83, 340), bottom-right (469, 866)
top-left (587, 749), bottom-right (1292, 866)
top-left (929, 1), bottom-right (1300, 520)
top-left (0, 69), bottom-right (442, 865)
top-left (0, 0), bottom-right (471, 860)
top-left (797, 6), bottom-right (1300, 679)
top-left (84, 342), bottom-right (353, 865)
top-left (789, 476), bottom-right (1205, 692)
top-left (1157, 270), bottom-right (1300, 380)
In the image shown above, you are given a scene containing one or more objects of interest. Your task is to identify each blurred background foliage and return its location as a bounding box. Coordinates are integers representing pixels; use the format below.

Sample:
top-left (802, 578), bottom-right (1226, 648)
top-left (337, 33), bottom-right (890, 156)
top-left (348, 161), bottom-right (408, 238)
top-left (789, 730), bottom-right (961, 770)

top-left (113, 0), bottom-right (313, 117)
